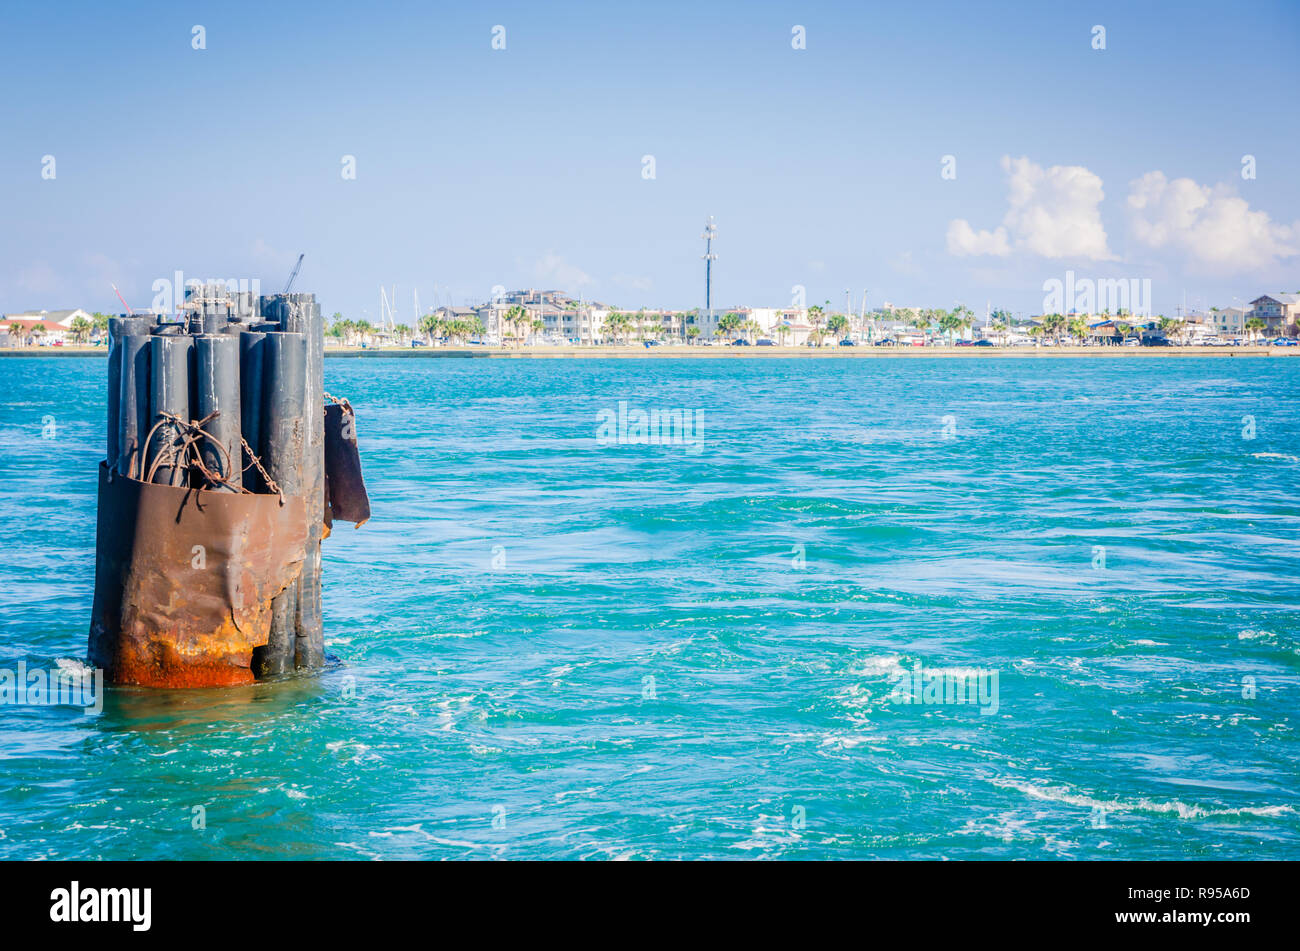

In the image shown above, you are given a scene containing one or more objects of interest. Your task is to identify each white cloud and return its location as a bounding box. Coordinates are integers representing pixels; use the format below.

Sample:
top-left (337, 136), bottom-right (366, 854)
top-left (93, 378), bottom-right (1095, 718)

top-left (946, 220), bottom-right (1010, 257)
top-left (1127, 171), bottom-right (1298, 272)
top-left (530, 252), bottom-right (593, 288)
top-left (948, 155), bottom-right (1114, 261)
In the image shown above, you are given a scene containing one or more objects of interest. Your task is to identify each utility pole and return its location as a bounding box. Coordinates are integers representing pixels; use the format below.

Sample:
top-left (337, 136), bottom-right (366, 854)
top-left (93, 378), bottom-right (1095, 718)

top-left (701, 216), bottom-right (717, 317)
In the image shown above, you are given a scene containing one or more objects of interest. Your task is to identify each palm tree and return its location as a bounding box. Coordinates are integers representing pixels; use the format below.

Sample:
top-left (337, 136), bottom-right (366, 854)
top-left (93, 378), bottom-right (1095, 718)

top-left (1246, 316), bottom-right (1266, 342)
top-left (91, 312), bottom-right (111, 342)
top-left (827, 313), bottom-right (849, 341)
top-left (775, 323), bottom-right (792, 346)
top-left (602, 311), bottom-right (628, 345)
top-left (503, 305), bottom-right (528, 347)
top-left (989, 318), bottom-right (1006, 345)
top-left (945, 305), bottom-right (974, 344)
top-left (1041, 312), bottom-right (1067, 345)
top-left (938, 308), bottom-right (971, 343)
top-left (686, 326), bottom-right (700, 345)
top-left (717, 312), bottom-right (743, 342)
top-left (1068, 316), bottom-right (1090, 344)
top-left (806, 303), bottom-right (826, 345)
top-left (908, 310), bottom-right (934, 344)
top-left (70, 315), bottom-right (92, 344)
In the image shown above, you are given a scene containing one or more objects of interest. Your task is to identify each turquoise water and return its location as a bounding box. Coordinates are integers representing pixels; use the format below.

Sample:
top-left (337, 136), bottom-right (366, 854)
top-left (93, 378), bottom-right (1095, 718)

top-left (1, 355), bottom-right (1298, 860)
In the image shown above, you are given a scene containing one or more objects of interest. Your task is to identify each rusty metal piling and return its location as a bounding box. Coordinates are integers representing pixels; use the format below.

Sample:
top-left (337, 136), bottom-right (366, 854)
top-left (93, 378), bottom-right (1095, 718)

top-left (91, 283), bottom-right (366, 688)
top-left (252, 330), bottom-right (307, 679)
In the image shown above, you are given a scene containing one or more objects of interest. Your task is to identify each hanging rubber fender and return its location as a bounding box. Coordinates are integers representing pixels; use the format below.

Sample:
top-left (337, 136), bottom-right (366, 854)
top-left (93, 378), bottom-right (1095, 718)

top-left (324, 399), bottom-right (370, 528)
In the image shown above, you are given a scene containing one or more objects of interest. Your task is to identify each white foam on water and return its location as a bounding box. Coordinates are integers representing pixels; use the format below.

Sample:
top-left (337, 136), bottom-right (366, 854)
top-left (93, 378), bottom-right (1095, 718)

top-left (372, 823), bottom-right (506, 854)
top-left (731, 815), bottom-right (802, 853)
top-left (1251, 453), bottom-right (1299, 463)
top-left (846, 654), bottom-right (905, 676)
top-left (832, 683), bottom-right (877, 712)
top-left (994, 779), bottom-right (1296, 820)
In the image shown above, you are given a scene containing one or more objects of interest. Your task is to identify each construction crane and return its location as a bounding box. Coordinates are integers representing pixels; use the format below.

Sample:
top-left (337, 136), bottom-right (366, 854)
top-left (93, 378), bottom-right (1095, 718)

top-left (111, 283), bottom-right (133, 315)
top-left (283, 253), bottom-right (305, 294)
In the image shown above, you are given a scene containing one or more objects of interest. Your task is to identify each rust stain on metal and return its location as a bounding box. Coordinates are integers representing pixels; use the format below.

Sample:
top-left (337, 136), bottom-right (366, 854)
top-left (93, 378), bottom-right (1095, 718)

top-left (88, 462), bottom-right (307, 687)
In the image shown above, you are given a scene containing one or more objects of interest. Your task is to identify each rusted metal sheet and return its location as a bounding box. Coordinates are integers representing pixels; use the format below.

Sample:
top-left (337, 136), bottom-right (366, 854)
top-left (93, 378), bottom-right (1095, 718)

top-left (88, 462), bottom-right (307, 687)
top-left (324, 401), bottom-right (370, 526)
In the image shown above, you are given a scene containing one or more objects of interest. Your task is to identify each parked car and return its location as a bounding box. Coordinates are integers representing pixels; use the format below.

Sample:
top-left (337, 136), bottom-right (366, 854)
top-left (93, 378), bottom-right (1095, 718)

top-left (756, 338), bottom-right (775, 346)
top-left (731, 338), bottom-right (751, 346)
top-left (838, 338), bottom-right (855, 346)
top-left (410, 338), bottom-right (428, 347)
top-left (973, 339), bottom-right (994, 347)
top-left (955, 339), bottom-right (974, 347)
top-left (1273, 337), bottom-right (1297, 346)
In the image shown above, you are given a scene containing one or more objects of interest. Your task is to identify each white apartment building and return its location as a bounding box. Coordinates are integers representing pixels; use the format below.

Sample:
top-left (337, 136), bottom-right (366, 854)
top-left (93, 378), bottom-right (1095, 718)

top-left (1209, 307), bottom-right (1247, 336)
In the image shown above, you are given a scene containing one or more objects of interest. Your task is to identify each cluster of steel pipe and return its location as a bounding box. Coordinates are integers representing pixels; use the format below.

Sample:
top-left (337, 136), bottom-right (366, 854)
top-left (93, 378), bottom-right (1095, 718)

top-left (102, 289), bottom-right (326, 677)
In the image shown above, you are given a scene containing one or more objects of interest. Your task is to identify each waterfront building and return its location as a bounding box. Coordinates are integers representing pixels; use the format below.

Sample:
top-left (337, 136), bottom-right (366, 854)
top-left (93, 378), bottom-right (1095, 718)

top-left (1247, 294), bottom-right (1300, 334)
top-left (0, 308), bottom-right (93, 346)
top-left (1209, 306), bottom-right (1247, 336)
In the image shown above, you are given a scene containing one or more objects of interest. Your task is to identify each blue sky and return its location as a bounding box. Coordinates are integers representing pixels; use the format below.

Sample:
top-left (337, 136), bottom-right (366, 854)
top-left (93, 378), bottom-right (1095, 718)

top-left (2, 0), bottom-right (1298, 321)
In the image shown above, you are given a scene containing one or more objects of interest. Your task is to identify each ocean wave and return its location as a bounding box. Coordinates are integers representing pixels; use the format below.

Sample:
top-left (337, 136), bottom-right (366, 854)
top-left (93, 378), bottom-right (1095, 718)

top-left (993, 779), bottom-right (1295, 820)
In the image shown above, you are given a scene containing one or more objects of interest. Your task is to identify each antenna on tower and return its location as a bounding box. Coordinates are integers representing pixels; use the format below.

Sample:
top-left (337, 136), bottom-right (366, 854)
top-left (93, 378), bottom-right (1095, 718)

top-left (701, 216), bottom-right (718, 315)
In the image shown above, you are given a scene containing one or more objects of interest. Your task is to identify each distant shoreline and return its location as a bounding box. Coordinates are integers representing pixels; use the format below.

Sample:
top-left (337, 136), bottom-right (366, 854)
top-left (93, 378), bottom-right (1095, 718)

top-left (5, 345), bottom-right (1296, 359)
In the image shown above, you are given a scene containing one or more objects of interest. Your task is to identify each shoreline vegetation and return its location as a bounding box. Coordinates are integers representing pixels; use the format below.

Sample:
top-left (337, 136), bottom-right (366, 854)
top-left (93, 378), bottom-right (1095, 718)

top-left (6, 345), bottom-right (1298, 359)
